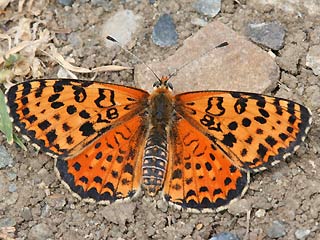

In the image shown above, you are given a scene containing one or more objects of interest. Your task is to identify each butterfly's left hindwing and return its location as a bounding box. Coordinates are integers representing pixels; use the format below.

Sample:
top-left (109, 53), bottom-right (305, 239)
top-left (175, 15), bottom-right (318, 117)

top-left (174, 91), bottom-right (312, 172)
top-left (56, 114), bottom-right (148, 203)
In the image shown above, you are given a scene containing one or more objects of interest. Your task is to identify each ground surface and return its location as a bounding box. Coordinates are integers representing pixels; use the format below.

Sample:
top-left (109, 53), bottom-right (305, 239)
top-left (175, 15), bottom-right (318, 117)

top-left (0, 0), bottom-right (320, 240)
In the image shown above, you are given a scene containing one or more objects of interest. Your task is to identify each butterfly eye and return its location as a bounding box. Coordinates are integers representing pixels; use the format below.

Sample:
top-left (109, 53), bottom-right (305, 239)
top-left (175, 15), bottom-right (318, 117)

top-left (153, 81), bottom-right (161, 88)
top-left (167, 82), bottom-right (173, 90)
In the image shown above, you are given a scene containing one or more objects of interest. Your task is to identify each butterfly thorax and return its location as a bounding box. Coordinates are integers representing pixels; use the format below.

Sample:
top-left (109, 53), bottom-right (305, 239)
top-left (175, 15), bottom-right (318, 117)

top-left (142, 87), bottom-right (174, 196)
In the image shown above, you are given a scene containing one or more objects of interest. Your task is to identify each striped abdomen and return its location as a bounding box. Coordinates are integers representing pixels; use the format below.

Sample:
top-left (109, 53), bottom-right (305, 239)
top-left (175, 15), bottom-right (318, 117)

top-left (142, 126), bottom-right (169, 196)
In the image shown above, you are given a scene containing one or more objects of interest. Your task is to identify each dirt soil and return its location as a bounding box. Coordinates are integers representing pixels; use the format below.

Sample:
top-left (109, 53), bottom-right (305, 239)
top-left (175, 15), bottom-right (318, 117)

top-left (0, 0), bottom-right (320, 240)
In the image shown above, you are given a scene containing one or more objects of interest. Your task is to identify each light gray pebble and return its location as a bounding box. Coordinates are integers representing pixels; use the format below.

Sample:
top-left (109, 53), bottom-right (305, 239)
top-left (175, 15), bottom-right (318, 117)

top-left (193, 0), bottom-right (221, 17)
top-left (0, 146), bottom-right (13, 169)
top-left (266, 220), bottom-right (286, 238)
top-left (295, 229), bottom-right (311, 240)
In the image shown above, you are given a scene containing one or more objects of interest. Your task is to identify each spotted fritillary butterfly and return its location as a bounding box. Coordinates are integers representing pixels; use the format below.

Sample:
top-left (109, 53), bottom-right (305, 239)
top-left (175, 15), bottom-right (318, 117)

top-left (6, 76), bottom-right (312, 212)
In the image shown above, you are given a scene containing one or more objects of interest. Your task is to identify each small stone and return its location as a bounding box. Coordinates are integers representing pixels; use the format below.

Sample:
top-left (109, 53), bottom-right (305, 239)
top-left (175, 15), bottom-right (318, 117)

top-left (246, 22), bottom-right (285, 50)
top-left (191, 17), bottom-right (208, 27)
top-left (6, 171), bottom-right (17, 181)
top-left (227, 199), bottom-right (251, 216)
top-left (21, 207), bottom-right (33, 221)
top-left (209, 232), bottom-right (240, 240)
top-left (255, 209), bottom-right (266, 218)
top-left (152, 14), bottom-right (178, 47)
top-left (46, 194), bottom-right (66, 210)
top-left (306, 45), bottom-right (320, 75)
top-left (58, 0), bottom-right (74, 6)
top-left (305, 85), bottom-right (320, 108)
top-left (277, 43), bottom-right (302, 74)
top-left (295, 229), bottom-right (311, 240)
top-left (8, 183), bottom-right (16, 193)
top-left (266, 220), bottom-right (286, 239)
top-left (0, 146), bottom-right (13, 169)
top-left (5, 192), bottom-right (18, 205)
top-left (102, 10), bottom-right (143, 48)
top-left (28, 223), bottom-right (53, 240)
top-left (156, 199), bottom-right (168, 212)
top-left (193, 0), bottom-right (221, 17)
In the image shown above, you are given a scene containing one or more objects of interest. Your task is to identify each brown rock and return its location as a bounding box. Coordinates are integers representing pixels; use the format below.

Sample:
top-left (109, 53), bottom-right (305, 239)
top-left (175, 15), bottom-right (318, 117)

top-left (135, 21), bottom-right (279, 94)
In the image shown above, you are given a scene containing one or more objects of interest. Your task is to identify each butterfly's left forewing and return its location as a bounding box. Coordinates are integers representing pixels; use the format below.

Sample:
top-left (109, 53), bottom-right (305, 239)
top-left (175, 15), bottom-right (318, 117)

top-left (6, 79), bottom-right (149, 158)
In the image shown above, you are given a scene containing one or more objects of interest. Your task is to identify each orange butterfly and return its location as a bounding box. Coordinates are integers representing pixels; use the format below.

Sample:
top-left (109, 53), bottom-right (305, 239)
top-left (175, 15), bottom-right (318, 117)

top-left (6, 76), bottom-right (312, 212)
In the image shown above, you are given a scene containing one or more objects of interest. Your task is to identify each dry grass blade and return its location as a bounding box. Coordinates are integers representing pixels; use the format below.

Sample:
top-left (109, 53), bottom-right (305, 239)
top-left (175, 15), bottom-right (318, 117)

top-left (41, 47), bottom-right (132, 74)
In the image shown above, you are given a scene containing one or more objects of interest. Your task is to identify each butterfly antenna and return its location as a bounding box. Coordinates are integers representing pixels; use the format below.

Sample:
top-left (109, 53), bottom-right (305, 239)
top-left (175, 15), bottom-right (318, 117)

top-left (167, 41), bottom-right (229, 80)
top-left (106, 36), bottom-right (162, 82)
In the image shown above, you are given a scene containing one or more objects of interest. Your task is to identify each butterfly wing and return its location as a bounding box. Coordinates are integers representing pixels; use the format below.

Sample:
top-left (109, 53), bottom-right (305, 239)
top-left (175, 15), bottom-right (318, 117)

top-left (6, 79), bottom-right (150, 202)
top-left (6, 79), bottom-right (149, 158)
top-left (56, 113), bottom-right (148, 202)
top-left (163, 115), bottom-right (249, 211)
top-left (174, 91), bottom-right (312, 172)
top-left (162, 91), bottom-right (311, 211)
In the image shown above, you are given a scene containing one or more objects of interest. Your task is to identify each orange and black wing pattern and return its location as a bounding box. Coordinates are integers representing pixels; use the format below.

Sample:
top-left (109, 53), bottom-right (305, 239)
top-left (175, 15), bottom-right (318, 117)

top-left (162, 91), bottom-right (311, 211)
top-left (163, 115), bottom-right (249, 211)
top-left (6, 79), bottom-right (150, 202)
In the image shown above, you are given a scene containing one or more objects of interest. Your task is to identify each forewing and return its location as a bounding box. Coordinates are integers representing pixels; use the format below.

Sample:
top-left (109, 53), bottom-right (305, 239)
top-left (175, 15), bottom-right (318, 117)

top-left (175, 91), bottom-right (312, 172)
top-left (6, 79), bottom-right (149, 158)
top-left (56, 114), bottom-right (147, 202)
top-left (163, 115), bottom-right (249, 211)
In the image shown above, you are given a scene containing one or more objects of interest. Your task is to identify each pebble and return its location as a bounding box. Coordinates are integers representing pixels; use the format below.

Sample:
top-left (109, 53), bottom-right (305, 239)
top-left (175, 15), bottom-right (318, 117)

top-left (58, 0), bottom-right (74, 6)
top-left (227, 199), bottom-right (251, 216)
top-left (266, 220), bottom-right (286, 239)
top-left (306, 45), bottom-right (320, 75)
top-left (8, 183), bottom-right (16, 193)
top-left (156, 199), bottom-right (169, 212)
top-left (193, 0), bottom-right (221, 17)
top-left (191, 17), bottom-right (208, 27)
top-left (295, 229), bottom-right (311, 240)
top-left (255, 209), bottom-right (266, 218)
top-left (152, 14), bottom-right (178, 47)
top-left (102, 10), bottom-right (143, 48)
top-left (246, 22), bottom-right (285, 50)
top-left (28, 223), bottom-right (53, 240)
top-left (46, 194), bottom-right (67, 210)
top-left (305, 85), bottom-right (320, 108)
top-left (0, 146), bottom-right (13, 169)
top-left (6, 171), bottom-right (17, 181)
top-left (209, 232), bottom-right (240, 240)
top-left (21, 207), bottom-right (33, 221)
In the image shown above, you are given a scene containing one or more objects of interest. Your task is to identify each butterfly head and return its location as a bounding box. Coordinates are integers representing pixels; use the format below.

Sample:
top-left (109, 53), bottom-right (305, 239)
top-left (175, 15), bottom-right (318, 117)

top-left (153, 76), bottom-right (173, 92)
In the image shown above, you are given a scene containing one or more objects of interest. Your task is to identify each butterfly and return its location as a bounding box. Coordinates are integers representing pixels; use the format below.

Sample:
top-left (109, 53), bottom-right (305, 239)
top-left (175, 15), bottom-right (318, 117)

top-left (5, 76), bottom-right (312, 212)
